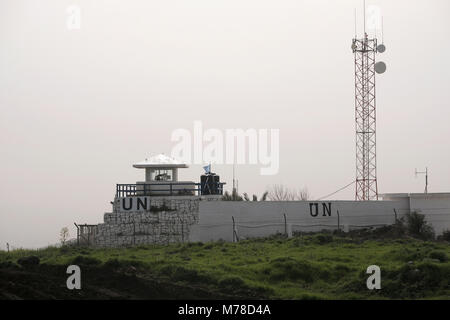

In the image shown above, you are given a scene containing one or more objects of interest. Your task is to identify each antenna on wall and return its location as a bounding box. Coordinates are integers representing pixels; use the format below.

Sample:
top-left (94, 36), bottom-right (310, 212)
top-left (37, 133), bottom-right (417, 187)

top-left (415, 167), bottom-right (429, 194)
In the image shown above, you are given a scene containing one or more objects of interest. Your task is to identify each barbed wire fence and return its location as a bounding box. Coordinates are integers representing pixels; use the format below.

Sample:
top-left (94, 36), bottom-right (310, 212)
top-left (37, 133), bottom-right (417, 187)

top-left (75, 207), bottom-right (450, 246)
top-left (229, 209), bottom-right (450, 242)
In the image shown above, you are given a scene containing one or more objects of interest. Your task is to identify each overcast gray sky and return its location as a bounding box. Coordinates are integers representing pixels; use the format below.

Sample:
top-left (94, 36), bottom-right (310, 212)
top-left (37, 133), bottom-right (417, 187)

top-left (1, 0), bottom-right (449, 248)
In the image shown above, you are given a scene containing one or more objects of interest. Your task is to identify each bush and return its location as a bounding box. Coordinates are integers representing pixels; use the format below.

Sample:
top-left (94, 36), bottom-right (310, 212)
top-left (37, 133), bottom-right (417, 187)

top-left (429, 251), bottom-right (448, 263)
top-left (313, 234), bottom-right (333, 245)
top-left (160, 265), bottom-right (215, 284)
top-left (266, 257), bottom-right (324, 283)
top-left (218, 276), bottom-right (274, 297)
top-left (438, 230), bottom-right (450, 242)
top-left (0, 261), bottom-right (16, 269)
top-left (405, 212), bottom-right (435, 241)
top-left (17, 256), bottom-right (40, 268)
top-left (385, 247), bottom-right (427, 262)
top-left (103, 258), bottom-right (144, 271)
top-left (103, 258), bottom-right (126, 271)
top-left (382, 262), bottom-right (450, 298)
top-left (375, 219), bottom-right (407, 238)
top-left (71, 255), bottom-right (101, 266)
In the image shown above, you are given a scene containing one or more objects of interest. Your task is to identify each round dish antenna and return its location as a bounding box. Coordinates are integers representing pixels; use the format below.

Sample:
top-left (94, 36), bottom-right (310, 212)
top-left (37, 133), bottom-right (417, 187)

top-left (377, 44), bottom-right (386, 53)
top-left (375, 61), bottom-right (387, 74)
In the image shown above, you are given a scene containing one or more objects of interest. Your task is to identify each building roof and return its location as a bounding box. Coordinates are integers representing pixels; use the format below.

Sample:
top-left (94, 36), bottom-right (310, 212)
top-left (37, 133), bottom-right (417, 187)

top-left (133, 154), bottom-right (188, 169)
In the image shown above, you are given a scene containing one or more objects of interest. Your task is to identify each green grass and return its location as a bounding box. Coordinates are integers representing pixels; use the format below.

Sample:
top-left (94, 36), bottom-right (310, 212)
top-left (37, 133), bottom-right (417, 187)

top-left (1, 234), bottom-right (449, 299)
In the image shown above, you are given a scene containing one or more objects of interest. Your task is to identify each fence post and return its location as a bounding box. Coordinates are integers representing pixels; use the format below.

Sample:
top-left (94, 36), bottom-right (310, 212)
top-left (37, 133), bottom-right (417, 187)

top-left (232, 216), bottom-right (239, 242)
top-left (283, 213), bottom-right (287, 237)
top-left (87, 225), bottom-right (90, 245)
top-left (180, 218), bottom-right (184, 243)
top-left (393, 209), bottom-right (398, 223)
top-left (232, 216), bottom-right (235, 242)
top-left (337, 210), bottom-right (340, 231)
top-left (74, 223), bottom-right (79, 246)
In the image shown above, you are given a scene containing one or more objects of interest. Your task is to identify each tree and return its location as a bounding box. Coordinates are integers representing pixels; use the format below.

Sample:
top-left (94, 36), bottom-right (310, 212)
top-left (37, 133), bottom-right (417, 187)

top-left (222, 189), bottom-right (268, 201)
top-left (267, 185), bottom-right (310, 201)
top-left (297, 188), bottom-right (310, 201)
top-left (222, 189), bottom-right (244, 201)
top-left (60, 227), bottom-right (70, 246)
top-left (405, 211), bottom-right (435, 240)
top-left (243, 191), bottom-right (269, 202)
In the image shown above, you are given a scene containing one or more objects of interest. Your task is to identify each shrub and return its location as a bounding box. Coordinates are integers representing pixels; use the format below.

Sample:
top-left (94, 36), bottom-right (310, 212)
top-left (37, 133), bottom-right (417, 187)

top-left (59, 246), bottom-right (71, 254)
top-left (429, 251), bottom-right (448, 263)
top-left (267, 257), bottom-right (324, 283)
top-left (375, 219), bottom-right (407, 238)
top-left (314, 234), bottom-right (333, 244)
top-left (218, 276), bottom-right (274, 297)
top-left (103, 258), bottom-right (144, 271)
top-left (71, 255), bottom-right (101, 266)
top-left (184, 242), bottom-right (203, 249)
top-left (103, 258), bottom-right (122, 270)
top-left (381, 262), bottom-right (450, 298)
top-left (160, 265), bottom-right (215, 284)
top-left (17, 256), bottom-right (40, 268)
top-left (438, 230), bottom-right (450, 242)
top-left (0, 261), bottom-right (16, 269)
top-left (385, 247), bottom-right (427, 262)
top-left (405, 212), bottom-right (435, 240)
top-left (291, 238), bottom-right (303, 247)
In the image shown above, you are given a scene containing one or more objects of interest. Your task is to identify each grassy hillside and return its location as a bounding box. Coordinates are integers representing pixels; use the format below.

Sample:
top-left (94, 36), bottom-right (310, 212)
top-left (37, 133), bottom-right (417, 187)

top-left (1, 232), bottom-right (449, 300)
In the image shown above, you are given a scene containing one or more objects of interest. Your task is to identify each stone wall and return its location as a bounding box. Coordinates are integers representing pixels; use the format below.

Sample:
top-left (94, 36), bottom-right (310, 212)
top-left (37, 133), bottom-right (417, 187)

top-left (95, 197), bottom-right (199, 247)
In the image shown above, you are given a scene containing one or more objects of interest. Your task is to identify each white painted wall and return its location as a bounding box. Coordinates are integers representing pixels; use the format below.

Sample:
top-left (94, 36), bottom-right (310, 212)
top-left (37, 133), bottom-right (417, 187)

top-left (105, 193), bottom-right (450, 245)
top-left (382, 193), bottom-right (450, 234)
top-left (189, 200), bottom-right (404, 242)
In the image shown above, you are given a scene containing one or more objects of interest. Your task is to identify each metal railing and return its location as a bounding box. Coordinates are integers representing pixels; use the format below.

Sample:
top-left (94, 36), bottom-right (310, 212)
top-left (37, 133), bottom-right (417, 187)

top-left (116, 182), bottom-right (225, 198)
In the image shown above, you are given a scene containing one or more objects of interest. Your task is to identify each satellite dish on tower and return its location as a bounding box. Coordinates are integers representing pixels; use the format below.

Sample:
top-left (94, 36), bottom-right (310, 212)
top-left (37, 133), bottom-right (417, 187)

top-left (377, 44), bottom-right (386, 53)
top-left (375, 61), bottom-right (387, 74)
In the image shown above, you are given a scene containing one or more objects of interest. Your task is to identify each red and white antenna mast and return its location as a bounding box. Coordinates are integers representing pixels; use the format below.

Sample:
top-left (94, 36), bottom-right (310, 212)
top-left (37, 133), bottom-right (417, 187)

top-left (351, 1), bottom-right (386, 201)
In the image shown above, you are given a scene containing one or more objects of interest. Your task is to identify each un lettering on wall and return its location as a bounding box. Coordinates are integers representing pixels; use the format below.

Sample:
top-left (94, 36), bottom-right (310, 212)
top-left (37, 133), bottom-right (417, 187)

top-left (119, 196), bottom-right (151, 212)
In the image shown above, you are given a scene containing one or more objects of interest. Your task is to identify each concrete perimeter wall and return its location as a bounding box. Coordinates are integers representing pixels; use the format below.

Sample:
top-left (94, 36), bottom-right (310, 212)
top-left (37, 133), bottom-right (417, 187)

top-left (381, 193), bottom-right (450, 234)
top-left (88, 193), bottom-right (450, 247)
top-left (189, 201), bottom-right (404, 242)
